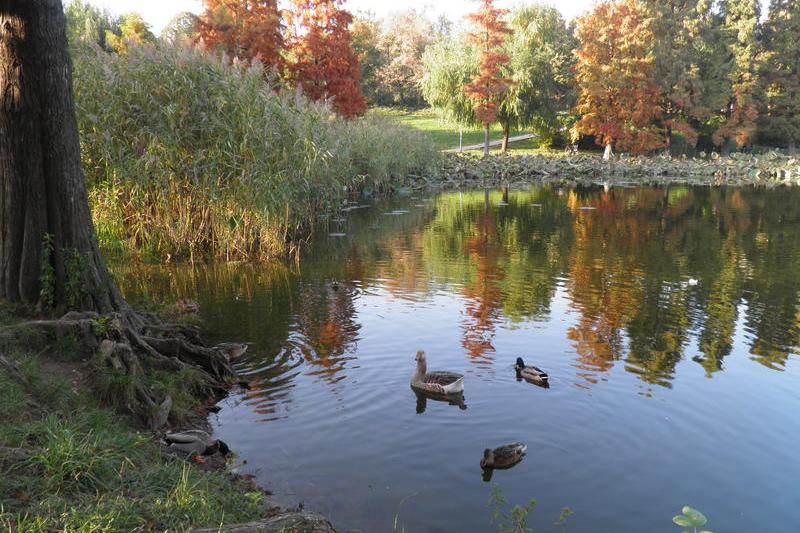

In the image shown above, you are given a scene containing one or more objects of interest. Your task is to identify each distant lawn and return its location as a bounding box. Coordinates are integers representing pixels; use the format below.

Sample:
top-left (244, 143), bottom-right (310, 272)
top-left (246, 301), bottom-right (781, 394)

top-left (371, 107), bottom-right (525, 151)
top-left (463, 136), bottom-right (564, 157)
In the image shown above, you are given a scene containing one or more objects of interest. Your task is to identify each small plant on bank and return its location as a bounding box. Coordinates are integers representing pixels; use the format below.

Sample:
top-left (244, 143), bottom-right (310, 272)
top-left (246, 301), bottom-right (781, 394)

top-left (673, 506), bottom-right (713, 533)
top-left (489, 485), bottom-right (537, 533)
top-left (38, 233), bottom-right (56, 310)
top-left (488, 485), bottom-right (572, 533)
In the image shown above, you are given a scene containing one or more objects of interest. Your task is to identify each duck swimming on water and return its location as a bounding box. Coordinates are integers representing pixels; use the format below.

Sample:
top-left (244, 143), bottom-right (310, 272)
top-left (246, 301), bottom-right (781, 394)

top-left (515, 357), bottom-right (549, 384)
top-left (480, 442), bottom-right (527, 470)
top-left (411, 351), bottom-right (464, 395)
top-left (213, 342), bottom-right (250, 360)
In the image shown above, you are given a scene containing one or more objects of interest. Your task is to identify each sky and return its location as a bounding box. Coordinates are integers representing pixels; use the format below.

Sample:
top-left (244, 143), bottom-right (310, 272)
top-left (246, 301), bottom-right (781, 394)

top-left (83, 0), bottom-right (599, 34)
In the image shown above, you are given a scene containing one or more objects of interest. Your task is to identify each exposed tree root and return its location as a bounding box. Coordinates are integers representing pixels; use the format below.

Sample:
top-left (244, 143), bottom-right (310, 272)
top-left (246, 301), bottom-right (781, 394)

top-left (0, 310), bottom-right (233, 429)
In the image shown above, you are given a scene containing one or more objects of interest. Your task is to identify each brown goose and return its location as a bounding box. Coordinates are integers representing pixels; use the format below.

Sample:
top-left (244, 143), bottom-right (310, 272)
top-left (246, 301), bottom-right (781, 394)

top-left (410, 351), bottom-right (464, 395)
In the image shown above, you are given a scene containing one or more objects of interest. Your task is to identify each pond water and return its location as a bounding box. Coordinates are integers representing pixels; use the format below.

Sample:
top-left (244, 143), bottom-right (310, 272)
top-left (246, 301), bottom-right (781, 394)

top-left (116, 186), bottom-right (800, 532)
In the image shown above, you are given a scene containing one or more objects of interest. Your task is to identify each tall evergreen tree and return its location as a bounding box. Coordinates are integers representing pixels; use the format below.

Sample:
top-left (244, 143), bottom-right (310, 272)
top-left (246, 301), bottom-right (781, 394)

top-left (641, 0), bottom-right (709, 149)
top-left (714, 0), bottom-right (761, 149)
top-left (287, 0), bottom-right (366, 118)
top-left (761, 0), bottom-right (800, 154)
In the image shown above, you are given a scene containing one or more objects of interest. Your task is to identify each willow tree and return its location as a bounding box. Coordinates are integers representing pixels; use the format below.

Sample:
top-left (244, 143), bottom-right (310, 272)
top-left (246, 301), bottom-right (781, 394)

top-left (420, 37), bottom-right (479, 129)
top-left (498, 5), bottom-right (575, 152)
top-left (0, 0), bottom-right (231, 427)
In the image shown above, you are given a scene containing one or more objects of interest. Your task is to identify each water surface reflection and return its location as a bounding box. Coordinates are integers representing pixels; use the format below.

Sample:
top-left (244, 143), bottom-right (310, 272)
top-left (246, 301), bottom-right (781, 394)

top-left (115, 185), bottom-right (800, 532)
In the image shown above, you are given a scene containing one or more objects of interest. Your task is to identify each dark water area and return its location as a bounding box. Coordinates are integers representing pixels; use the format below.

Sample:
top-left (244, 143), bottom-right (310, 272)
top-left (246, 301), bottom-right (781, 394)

top-left (115, 186), bottom-right (800, 532)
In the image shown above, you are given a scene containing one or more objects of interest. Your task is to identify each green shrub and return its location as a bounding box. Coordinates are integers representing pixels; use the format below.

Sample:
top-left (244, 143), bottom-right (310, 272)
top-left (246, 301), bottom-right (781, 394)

top-left (73, 43), bottom-right (440, 261)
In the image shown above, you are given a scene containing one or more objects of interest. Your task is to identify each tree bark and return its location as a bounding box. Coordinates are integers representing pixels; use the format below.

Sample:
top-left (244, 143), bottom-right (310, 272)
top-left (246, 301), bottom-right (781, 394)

top-left (603, 142), bottom-right (614, 160)
top-left (0, 1), bottom-right (233, 428)
top-left (483, 125), bottom-right (490, 157)
top-left (0, 0), bottom-right (126, 311)
top-left (501, 124), bottom-right (510, 154)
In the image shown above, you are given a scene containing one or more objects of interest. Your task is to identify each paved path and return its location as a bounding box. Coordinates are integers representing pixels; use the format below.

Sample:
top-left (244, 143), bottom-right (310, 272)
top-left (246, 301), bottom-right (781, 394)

top-left (443, 133), bottom-right (535, 153)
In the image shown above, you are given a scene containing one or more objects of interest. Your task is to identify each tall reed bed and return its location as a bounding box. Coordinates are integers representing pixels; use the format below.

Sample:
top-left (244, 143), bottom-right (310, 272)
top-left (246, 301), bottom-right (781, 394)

top-left (73, 44), bottom-right (439, 261)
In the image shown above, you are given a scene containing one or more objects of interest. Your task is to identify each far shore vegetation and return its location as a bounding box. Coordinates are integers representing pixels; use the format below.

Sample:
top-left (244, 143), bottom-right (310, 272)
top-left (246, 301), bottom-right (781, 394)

top-left (62, 0), bottom-right (800, 264)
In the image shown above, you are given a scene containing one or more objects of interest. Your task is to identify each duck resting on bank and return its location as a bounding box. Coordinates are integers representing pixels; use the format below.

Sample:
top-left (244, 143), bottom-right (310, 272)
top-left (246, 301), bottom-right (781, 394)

top-left (164, 430), bottom-right (230, 458)
top-left (480, 442), bottom-right (527, 470)
top-left (411, 351), bottom-right (464, 395)
top-left (515, 357), bottom-right (549, 384)
top-left (213, 342), bottom-right (250, 360)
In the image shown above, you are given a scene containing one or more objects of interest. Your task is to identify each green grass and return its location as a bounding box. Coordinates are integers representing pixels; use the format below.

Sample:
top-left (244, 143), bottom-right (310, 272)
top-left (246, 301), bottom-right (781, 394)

top-left (463, 136), bottom-right (568, 157)
top-left (371, 107), bottom-right (527, 151)
top-left (0, 353), bottom-right (267, 532)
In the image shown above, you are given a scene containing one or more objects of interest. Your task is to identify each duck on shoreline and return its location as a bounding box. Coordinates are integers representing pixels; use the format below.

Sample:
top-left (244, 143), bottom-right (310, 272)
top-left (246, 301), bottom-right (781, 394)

top-left (164, 430), bottom-right (230, 458)
top-left (411, 351), bottom-right (464, 395)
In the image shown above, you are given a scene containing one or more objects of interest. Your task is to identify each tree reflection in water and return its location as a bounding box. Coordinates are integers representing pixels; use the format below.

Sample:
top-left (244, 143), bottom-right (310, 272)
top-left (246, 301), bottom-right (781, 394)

top-left (113, 185), bottom-right (800, 413)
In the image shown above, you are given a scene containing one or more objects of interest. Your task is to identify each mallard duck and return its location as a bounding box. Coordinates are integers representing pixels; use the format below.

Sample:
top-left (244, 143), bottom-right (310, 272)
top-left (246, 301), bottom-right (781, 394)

top-left (164, 430), bottom-right (230, 457)
top-left (410, 351), bottom-right (464, 395)
top-left (213, 342), bottom-right (250, 360)
top-left (515, 357), bottom-right (548, 384)
top-left (480, 442), bottom-right (527, 469)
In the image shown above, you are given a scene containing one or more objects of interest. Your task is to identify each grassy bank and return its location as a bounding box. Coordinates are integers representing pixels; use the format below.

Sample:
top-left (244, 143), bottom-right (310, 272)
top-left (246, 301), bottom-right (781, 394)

top-left (74, 45), bottom-right (440, 263)
top-left (370, 107), bottom-right (528, 151)
top-left (0, 349), bottom-right (267, 532)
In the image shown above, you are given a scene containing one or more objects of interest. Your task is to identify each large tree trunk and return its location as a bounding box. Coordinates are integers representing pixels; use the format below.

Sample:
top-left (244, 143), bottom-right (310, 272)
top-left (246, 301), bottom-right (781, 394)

top-left (501, 124), bottom-right (510, 154)
top-left (0, 0), bottom-right (232, 428)
top-left (483, 125), bottom-right (490, 157)
top-left (0, 0), bottom-right (124, 311)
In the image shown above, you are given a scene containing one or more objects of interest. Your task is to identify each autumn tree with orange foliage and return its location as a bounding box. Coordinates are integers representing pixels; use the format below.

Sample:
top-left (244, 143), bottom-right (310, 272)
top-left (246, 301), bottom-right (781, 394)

top-left (286, 0), bottom-right (366, 118)
top-left (197, 0), bottom-right (284, 71)
top-left (465, 0), bottom-right (512, 156)
top-left (573, 0), bottom-right (664, 159)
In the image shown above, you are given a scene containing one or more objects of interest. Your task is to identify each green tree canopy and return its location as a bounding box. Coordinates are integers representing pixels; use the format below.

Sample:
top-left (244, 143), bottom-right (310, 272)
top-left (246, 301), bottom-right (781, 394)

top-left (105, 13), bottom-right (156, 53)
top-left (64, 0), bottom-right (119, 50)
top-left (760, 0), bottom-right (800, 153)
top-left (420, 37), bottom-right (479, 126)
top-left (497, 5), bottom-right (576, 149)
